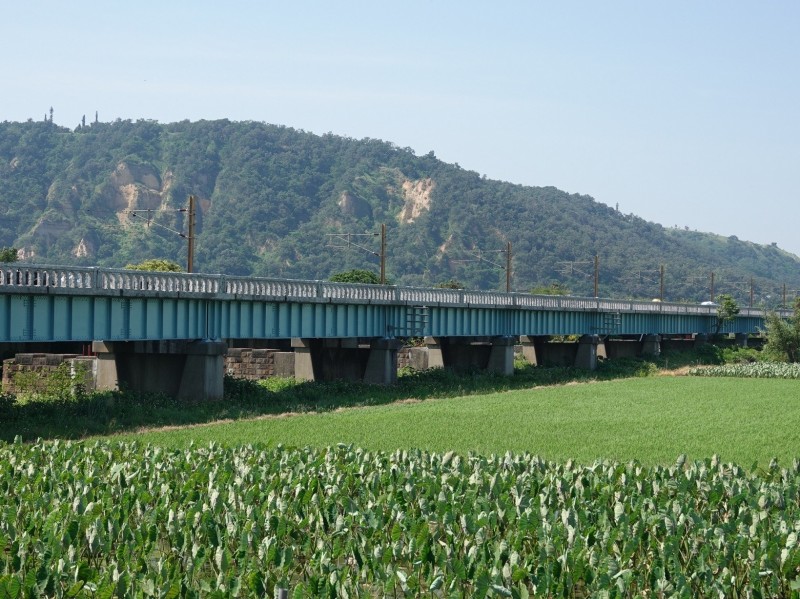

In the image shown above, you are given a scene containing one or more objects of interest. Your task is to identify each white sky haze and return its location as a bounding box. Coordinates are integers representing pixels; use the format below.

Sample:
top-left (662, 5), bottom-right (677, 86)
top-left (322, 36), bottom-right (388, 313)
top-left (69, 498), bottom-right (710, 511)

top-left (4, 1), bottom-right (799, 255)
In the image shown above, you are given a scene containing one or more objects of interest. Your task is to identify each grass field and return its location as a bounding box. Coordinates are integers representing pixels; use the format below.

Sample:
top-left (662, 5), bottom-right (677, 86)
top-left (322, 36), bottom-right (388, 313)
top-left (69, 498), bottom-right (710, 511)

top-left (122, 376), bottom-right (800, 467)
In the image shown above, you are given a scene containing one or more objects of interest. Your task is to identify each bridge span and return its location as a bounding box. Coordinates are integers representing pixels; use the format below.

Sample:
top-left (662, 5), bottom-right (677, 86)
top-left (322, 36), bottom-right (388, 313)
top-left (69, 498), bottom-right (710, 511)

top-left (0, 264), bottom-right (782, 400)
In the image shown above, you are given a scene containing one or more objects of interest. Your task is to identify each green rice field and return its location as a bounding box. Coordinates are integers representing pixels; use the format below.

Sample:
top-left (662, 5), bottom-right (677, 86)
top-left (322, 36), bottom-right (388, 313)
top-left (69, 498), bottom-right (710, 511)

top-left (123, 376), bottom-right (800, 467)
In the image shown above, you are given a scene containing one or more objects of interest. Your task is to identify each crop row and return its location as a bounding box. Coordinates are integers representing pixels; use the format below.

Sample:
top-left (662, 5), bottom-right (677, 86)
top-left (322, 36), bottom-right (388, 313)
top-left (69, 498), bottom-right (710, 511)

top-left (2, 440), bottom-right (800, 597)
top-left (688, 362), bottom-right (800, 379)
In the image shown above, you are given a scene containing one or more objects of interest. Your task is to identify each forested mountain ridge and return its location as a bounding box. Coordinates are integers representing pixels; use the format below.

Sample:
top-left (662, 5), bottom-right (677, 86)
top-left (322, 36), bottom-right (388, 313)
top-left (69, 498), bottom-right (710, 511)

top-left (1, 118), bottom-right (798, 305)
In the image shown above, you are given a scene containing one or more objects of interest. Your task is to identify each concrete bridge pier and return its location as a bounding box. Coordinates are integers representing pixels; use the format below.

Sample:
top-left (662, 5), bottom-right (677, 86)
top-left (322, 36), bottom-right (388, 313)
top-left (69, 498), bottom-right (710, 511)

top-left (735, 333), bottom-right (749, 347)
top-left (519, 335), bottom-right (539, 366)
top-left (575, 335), bottom-right (601, 370)
top-left (425, 336), bottom-right (515, 375)
top-left (641, 334), bottom-right (661, 356)
top-left (92, 340), bottom-right (227, 402)
top-left (292, 337), bottom-right (402, 385)
top-left (694, 333), bottom-right (709, 347)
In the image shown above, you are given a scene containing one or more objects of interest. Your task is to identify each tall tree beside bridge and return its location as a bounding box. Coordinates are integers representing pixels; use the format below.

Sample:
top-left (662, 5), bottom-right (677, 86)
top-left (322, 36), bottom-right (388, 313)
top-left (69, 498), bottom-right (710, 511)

top-left (0, 247), bottom-right (18, 262)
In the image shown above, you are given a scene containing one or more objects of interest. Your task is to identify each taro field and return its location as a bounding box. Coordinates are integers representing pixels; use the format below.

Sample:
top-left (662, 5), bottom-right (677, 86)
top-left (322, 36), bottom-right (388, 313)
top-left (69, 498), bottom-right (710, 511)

top-left (3, 439), bottom-right (800, 597)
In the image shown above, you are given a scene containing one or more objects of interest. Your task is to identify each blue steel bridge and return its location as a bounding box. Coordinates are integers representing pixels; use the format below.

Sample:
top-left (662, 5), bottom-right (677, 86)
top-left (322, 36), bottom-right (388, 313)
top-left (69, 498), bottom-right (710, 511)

top-left (0, 264), bottom-right (772, 343)
top-left (0, 264), bottom-right (782, 400)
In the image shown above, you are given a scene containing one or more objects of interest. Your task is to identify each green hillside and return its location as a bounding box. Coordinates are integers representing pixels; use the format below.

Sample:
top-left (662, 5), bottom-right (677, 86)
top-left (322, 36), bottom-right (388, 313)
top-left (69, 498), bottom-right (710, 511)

top-left (1, 118), bottom-right (798, 304)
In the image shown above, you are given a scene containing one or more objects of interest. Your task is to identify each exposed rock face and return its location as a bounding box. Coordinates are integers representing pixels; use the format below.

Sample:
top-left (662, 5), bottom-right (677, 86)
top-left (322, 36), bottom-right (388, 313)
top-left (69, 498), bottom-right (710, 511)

top-left (73, 238), bottom-right (93, 258)
top-left (28, 212), bottom-right (71, 245)
top-left (105, 162), bottom-right (173, 222)
top-left (338, 191), bottom-right (373, 219)
top-left (397, 178), bottom-right (434, 224)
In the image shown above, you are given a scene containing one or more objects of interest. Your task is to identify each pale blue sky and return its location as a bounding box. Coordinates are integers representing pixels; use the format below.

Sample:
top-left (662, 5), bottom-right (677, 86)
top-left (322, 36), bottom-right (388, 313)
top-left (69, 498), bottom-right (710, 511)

top-left (4, 1), bottom-right (799, 255)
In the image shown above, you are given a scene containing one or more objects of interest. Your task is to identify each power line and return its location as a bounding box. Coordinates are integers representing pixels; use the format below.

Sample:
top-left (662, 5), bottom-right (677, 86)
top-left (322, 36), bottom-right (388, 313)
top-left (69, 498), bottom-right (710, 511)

top-left (451, 242), bottom-right (512, 291)
top-left (556, 255), bottom-right (599, 297)
top-left (326, 223), bottom-right (386, 283)
top-left (125, 195), bottom-right (196, 272)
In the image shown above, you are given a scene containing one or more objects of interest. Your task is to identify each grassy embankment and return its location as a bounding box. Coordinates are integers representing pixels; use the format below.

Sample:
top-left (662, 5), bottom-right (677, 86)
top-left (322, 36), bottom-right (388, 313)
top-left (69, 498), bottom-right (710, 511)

top-left (4, 348), bottom-right (798, 468)
top-left (126, 376), bottom-right (800, 467)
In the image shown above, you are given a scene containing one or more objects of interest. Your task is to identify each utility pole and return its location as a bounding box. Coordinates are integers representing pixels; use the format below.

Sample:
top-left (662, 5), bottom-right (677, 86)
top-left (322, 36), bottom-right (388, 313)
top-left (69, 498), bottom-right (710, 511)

top-left (710, 271), bottom-right (715, 302)
top-left (749, 277), bottom-right (754, 308)
top-left (380, 223), bottom-right (386, 284)
top-left (186, 195), bottom-right (196, 273)
top-left (660, 264), bottom-right (665, 301)
top-left (593, 254), bottom-right (599, 298)
top-left (506, 242), bottom-right (512, 293)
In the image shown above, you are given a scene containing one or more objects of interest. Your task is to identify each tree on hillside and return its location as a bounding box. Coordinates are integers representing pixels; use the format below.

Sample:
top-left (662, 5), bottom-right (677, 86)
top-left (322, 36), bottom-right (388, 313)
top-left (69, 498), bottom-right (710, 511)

top-left (762, 298), bottom-right (800, 362)
top-left (714, 294), bottom-right (740, 335)
top-left (435, 279), bottom-right (464, 289)
top-left (330, 269), bottom-right (381, 284)
top-left (530, 282), bottom-right (570, 296)
top-left (0, 247), bottom-right (18, 262)
top-left (125, 259), bottom-right (183, 272)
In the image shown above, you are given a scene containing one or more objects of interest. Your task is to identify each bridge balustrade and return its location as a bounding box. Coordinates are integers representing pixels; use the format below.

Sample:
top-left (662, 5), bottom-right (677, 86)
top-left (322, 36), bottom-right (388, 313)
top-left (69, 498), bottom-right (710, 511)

top-left (321, 282), bottom-right (397, 302)
top-left (398, 288), bottom-right (461, 304)
top-left (0, 265), bottom-right (97, 289)
top-left (99, 270), bottom-right (220, 294)
top-left (464, 291), bottom-right (513, 306)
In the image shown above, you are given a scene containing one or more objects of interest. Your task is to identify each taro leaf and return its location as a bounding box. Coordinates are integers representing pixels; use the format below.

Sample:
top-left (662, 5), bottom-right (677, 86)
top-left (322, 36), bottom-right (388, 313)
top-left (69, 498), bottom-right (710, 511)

top-left (491, 583), bottom-right (513, 597)
top-left (390, 522), bottom-right (402, 543)
top-left (247, 571), bottom-right (265, 596)
top-left (474, 569), bottom-right (490, 598)
top-left (95, 584), bottom-right (115, 599)
top-left (395, 569), bottom-right (408, 587)
top-left (65, 581), bottom-right (85, 598)
top-left (163, 580), bottom-right (181, 599)
top-left (1, 577), bottom-right (21, 599)
top-left (613, 502), bottom-right (625, 524)
top-left (787, 532), bottom-right (798, 549)
top-left (292, 583), bottom-right (307, 599)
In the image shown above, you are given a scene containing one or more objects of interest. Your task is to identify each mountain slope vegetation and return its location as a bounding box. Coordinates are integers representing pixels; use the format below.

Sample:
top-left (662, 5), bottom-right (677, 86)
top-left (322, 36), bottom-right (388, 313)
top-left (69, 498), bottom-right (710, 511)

top-left (1, 118), bottom-right (797, 304)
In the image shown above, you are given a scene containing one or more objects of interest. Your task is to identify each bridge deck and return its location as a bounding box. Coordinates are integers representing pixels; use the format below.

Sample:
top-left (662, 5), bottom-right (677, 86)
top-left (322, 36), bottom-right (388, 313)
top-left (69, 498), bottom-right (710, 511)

top-left (0, 264), bottom-right (785, 343)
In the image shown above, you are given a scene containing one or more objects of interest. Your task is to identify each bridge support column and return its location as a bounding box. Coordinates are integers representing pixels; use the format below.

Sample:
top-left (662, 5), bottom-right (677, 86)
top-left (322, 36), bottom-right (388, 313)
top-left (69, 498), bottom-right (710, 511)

top-left (641, 334), bottom-right (661, 357)
top-left (486, 336), bottom-right (515, 375)
top-left (364, 338), bottom-right (403, 385)
top-left (597, 337), bottom-right (608, 360)
top-left (424, 337), bottom-right (445, 369)
top-left (292, 337), bottom-right (401, 385)
top-left (92, 340), bottom-right (227, 402)
top-left (694, 333), bottom-right (709, 348)
top-left (575, 335), bottom-right (600, 370)
top-left (424, 336), bottom-right (514, 375)
top-left (291, 338), bottom-right (318, 381)
top-left (519, 335), bottom-right (539, 366)
top-left (735, 333), bottom-right (748, 348)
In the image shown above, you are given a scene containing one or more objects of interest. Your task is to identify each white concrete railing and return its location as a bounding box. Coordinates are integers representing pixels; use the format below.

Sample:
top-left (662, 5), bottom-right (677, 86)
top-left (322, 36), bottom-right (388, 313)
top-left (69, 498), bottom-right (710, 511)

top-left (100, 270), bottom-right (220, 293)
top-left (0, 263), bottom-right (791, 318)
top-left (0, 265), bottom-right (96, 289)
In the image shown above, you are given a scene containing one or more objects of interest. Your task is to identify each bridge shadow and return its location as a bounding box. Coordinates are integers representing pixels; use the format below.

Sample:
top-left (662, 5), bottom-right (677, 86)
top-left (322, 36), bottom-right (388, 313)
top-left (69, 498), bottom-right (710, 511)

top-left (1, 358), bottom-right (655, 442)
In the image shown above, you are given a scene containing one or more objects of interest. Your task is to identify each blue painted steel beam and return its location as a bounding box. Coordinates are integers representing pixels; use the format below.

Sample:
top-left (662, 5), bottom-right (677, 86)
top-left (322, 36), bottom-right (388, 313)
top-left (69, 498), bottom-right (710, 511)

top-left (0, 265), bottom-right (786, 343)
